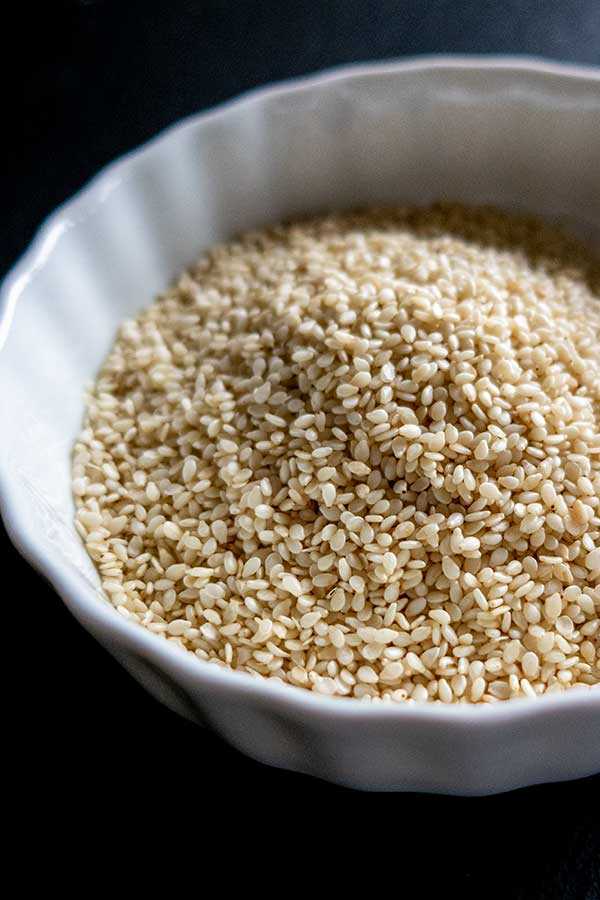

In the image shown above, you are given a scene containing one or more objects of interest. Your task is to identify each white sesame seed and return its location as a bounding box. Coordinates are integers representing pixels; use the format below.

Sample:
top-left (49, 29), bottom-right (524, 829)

top-left (438, 678), bottom-right (453, 703)
top-left (242, 557), bottom-right (261, 578)
top-left (357, 666), bottom-right (378, 684)
top-left (479, 482), bottom-right (502, 502)
top-left (522, 651), bottom-right (540, 679)
top-left (254, 504), bottom-right (273, 519)
top-left (545, 593), bottom-right (563, 622)
top-left (585, 548), bottom-right (600, 569)
top-left (380, 363), bottom-right (396, 383)
top-left (461, 537), bottom-right (480, 553)
top-left (349, 575), bottom-right (365, 593)
top-left (322, 483), bottom-right (337, 507)
top-left (74, 206), bottom-right (600, 703)
top-left (399, 424), bottom-right (422, 439)
top-left (181, 459), bottom-right (197, 484)
top-left (441, 556), bottom-right (460, 580)
top-left (162, 522), bottom-right (181, 541)
top-left (279, 574), bottom-right (303, 597)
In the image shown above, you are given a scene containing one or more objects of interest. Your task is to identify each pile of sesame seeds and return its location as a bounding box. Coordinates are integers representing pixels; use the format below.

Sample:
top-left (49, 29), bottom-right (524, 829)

top-left (73, 205), bottom-right (600, 702)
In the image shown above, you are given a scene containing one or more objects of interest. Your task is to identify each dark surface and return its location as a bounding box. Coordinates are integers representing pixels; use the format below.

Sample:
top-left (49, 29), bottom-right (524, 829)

top-left (5, 0), bottom-right (600, 891)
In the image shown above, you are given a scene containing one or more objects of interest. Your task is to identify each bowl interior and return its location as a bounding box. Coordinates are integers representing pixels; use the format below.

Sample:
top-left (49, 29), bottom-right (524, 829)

top-left (1, 60), bottom-right (599, 608)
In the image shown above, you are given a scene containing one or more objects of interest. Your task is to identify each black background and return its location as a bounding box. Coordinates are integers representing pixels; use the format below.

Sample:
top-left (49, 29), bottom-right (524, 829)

top-left (5, 1), bottom-right (600, 894)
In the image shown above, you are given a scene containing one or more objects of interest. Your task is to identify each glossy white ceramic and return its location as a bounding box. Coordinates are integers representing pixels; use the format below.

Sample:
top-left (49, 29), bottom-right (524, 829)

top-left (1, 57), bottom-right (599, 793)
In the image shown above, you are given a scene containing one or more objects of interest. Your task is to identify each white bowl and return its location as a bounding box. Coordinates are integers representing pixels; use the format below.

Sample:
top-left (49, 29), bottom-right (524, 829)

top-left (2, 56), bottom-right (599, 794)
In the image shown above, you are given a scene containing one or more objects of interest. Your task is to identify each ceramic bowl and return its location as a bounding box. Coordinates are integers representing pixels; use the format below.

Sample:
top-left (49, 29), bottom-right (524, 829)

top-left (2, 56), bottom-right (599, 793)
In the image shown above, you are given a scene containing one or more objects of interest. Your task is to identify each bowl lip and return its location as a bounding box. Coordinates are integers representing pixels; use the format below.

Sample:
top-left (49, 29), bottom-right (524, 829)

top-left (2, 54), bottom-right (600, 724)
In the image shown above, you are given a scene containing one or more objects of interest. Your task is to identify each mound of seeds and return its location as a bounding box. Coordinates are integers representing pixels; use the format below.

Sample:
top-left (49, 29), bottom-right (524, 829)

top-left (73, 206), bottom-right (600, 702)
